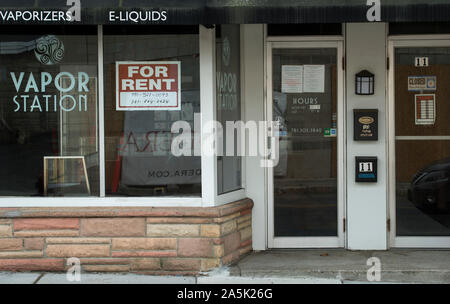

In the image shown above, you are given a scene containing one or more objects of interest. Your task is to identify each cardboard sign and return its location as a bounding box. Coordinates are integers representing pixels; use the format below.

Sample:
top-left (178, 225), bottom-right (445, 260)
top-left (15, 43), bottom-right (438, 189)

top-left (408, 76), bottom-right (436, 91)
top-left (116, 61), bottom-right (181, 111)
top-left (415, 94), bottom-right (435, 125)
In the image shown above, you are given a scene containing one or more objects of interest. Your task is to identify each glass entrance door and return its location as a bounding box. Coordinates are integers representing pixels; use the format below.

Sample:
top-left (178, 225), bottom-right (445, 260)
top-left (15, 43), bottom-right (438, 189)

top-left (267, 41), bottom-right (344, 248)
top-left (389, 39), bottom-right (450, 248)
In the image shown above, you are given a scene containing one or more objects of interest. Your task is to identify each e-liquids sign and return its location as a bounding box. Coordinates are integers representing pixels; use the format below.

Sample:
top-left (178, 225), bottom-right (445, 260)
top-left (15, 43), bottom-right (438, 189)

top-left (116, 62), bottom-right (181, 111)
top-left (108, 10), bottom-right (167, 23)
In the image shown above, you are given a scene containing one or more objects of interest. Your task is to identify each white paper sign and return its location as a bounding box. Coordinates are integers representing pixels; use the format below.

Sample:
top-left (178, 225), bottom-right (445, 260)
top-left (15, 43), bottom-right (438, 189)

top-left (408, 76), bottom-right (436, 91)
top-left (281, 65), bottom-right (303, 93)
top-left (415, 94), bottom-right (435, 125)
top-left (303, 65), bottom-right (325, 93)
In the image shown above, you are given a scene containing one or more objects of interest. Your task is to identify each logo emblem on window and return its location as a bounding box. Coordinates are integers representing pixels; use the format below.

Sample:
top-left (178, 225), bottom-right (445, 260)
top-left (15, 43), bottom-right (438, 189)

top-left (35, 35), bottom-right (65, 65)
top-left (222, 37), bottom-right (230, 67)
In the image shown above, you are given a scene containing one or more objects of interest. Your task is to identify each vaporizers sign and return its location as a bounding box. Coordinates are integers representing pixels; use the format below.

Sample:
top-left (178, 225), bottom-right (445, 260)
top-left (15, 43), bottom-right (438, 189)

top-left (116, 61), bottom-right (181, 111)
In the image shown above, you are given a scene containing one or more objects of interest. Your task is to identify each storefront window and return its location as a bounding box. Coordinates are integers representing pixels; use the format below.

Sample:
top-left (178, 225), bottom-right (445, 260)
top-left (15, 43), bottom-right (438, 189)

top-left (0, 26), bottom-right (99, 196)
top-left (395, 47), bottom-right (450, 236)
top-left (103, 26), bottom-right (201, 197)
top-left (216, 25), bottom-right (242, 195)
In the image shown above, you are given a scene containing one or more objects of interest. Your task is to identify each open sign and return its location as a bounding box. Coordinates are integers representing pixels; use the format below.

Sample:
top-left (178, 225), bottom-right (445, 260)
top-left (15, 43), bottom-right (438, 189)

top-left (116, 61), bottom-right (181, 111)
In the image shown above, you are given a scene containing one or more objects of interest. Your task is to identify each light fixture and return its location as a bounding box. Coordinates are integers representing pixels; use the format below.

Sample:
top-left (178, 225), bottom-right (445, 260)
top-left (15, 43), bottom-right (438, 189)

top-left (355, 70), bottom-right (374, 95)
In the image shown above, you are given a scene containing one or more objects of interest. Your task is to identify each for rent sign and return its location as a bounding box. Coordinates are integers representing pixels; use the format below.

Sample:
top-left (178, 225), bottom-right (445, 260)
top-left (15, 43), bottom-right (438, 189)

top-left (116, 61), bottom-right (181, 111)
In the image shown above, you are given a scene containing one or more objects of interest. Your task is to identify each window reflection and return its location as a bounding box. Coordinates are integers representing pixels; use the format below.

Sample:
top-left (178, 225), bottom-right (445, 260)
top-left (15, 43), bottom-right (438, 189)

top-left (272, 48), bottom-right (338, 237)
top-left (395, 47), bottom-right (450, 236)
top-left (0, 26), bottom-right (99, 197)
top-left (103, 26), bottom-right (201, 197)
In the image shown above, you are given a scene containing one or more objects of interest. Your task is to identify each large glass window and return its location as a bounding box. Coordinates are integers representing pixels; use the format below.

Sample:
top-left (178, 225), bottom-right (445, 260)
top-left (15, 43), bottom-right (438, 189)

top-left (0, 26), bottom-right (99, 196)
top-left (395, 47), bottom-right (450, 236)
top-left (216, 25), bottom-right (242, 195)
top-left (103, 26), bottom-right (200, 197)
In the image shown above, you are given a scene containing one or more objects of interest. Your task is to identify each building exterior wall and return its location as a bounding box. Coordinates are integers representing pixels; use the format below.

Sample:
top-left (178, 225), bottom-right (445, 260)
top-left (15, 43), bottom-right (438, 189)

top-left (249, 23), bottom-right (391, 250)
top-left (1, 19), bottom-right (449, 274)
top-left (242, 24), bottom-right (266, 251)
top-left (0, 199), bottom-right (253, 273)
top-left (345, 23), bottom-right (388, 250)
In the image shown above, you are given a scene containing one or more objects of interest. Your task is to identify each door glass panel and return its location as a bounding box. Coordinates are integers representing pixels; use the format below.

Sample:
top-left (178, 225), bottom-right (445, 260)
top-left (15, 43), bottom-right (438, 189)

top-left (395, 47), bottom-right (450, 236)
top-left (273, 48), bottom-right (338, 237)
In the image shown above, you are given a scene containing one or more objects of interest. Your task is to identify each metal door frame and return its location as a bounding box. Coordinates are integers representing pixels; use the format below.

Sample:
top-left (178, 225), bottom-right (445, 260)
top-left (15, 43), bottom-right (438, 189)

top-left (266, 38), bottom-right (346, 248)
top-left (388, 35), bottom-right (450, 248)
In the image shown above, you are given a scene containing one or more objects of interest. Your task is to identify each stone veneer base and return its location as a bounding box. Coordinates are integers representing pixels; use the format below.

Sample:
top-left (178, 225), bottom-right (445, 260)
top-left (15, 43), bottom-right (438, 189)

top-left (0, 199), bottom-right (253, 275)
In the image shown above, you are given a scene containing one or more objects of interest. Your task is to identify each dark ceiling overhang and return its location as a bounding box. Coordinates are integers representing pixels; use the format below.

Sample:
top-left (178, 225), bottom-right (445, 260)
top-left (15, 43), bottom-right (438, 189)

top-left (1, 0), bottom-right (450, 25)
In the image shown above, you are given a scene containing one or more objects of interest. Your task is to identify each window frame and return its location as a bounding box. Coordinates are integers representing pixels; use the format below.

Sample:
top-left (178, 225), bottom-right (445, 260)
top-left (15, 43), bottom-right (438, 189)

top-left (0, 25), bottom-right (246, 207)
top-left (201, 24), bottom-right (247, 207)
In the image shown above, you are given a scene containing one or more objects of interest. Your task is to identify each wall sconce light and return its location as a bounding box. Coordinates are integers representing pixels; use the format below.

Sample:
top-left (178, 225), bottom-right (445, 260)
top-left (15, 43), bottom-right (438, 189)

top-left (355, 70), bottom-right (374, 95)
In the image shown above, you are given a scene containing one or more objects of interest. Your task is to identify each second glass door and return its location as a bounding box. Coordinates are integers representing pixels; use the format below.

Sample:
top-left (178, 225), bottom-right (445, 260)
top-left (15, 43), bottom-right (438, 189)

top-left (389, 39), bottom-right (450, 248)
top-left (267, 41), bottom-right (344, 248)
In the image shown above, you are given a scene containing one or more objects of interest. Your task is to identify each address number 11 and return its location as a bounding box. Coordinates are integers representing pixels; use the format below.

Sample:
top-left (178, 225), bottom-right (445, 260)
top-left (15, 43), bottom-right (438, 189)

top-left (415, 57), bottom-right (429, 67)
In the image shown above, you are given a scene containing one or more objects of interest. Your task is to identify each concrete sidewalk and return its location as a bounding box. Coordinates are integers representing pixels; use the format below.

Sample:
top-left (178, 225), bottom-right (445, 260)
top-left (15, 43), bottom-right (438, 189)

top-left (0, 249), bottom-right (448, 284)
top-left (226, 249), bottom-right (450, 284)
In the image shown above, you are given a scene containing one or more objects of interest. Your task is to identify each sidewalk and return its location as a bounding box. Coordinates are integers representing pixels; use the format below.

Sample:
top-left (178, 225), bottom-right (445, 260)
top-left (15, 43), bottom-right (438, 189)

top-left (225, 249), bottom-right (450, 284)
top-left (0, 249), bottom-right (448, 284)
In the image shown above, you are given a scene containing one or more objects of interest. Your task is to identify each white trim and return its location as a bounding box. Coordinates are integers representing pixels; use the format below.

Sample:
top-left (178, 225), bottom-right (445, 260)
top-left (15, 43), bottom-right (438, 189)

top-left (0, 197), bottom-right (202, 208)
top-left (240, 24), bottom-right (247, 191)
top-left (0, 25), bottom-right (222, 208)
top-left (388, 34), bottom-right (450, 41)
top-left (386, 29), bottom-right (394, 249)
top-left (271, 41), bottom-right (342, 49)
top-left (266, 42), bottom-right (274, 248)
top-left (43, 156), bottom-right (87, 159)
top-left (388, 37), bottom-right (450, 248)
top-left (394, 237), bottom-right (450, 248)
top-left (272, 237), bottom-right (342, 248)
top-left (263, 23), bottom-right (269, 250)
top-left (267, 36), bottom-right (344, 42)
top-left (337, 38), bottom-right (346, 248)
top-left (215, 189), bottom-right (246, 206)
top-left (213, 25), bottom-right (248, 206)
top-left (395, 136), bottom-right (450, 140)
top-left (388, 39), bottom-right (450, 47)
top-left (199, 25), bottom-right (217, 207)
top-left (266, 40), bottom-right (346, 248)
top-left (98, 25), bottom-right (106, 197)
top-left (388, 38), bottom-right (396, 248)
top-left (342, 22), bottom-right (348, 249)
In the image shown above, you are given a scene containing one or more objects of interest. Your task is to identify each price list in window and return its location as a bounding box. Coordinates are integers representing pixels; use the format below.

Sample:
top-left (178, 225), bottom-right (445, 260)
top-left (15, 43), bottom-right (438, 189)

top-left (415, 94), bottom-right (435, 125)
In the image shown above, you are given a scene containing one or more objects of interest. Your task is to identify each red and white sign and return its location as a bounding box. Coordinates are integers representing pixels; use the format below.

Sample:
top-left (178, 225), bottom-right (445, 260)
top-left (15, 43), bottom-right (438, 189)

top-left (415, 94), bottom-right (435, 125)
top-left (116, 61), bottom-right (181, 111)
